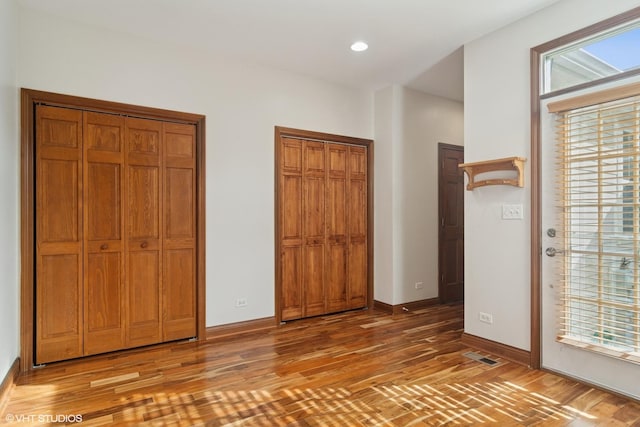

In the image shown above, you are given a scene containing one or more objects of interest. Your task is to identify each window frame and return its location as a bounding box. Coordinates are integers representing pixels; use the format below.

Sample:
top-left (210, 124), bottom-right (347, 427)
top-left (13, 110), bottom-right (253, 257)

top-left (531, 6), bottom-right (640, 369)
top-left (538, 11), bottom-right (640, 102)
top-left (541, 19), bottom-right (640, 97)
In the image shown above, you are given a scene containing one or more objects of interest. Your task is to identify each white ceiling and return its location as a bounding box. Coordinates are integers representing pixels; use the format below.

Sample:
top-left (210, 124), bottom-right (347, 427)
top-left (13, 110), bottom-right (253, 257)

top-left (19, 0), bottom-right (562, 101)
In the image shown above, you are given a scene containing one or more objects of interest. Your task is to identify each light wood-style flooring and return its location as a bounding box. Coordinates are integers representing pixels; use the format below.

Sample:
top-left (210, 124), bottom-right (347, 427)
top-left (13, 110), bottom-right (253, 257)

top-left (1, 304), bottom-right (639, 426)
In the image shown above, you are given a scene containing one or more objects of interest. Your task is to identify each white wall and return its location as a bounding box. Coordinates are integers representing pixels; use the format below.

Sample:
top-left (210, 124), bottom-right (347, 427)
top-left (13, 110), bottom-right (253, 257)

top-left (464, 0), bottom-right (640, 350)
top-left (373, 86), bottom-right (399, 305)
top-left (399, 88), bottom-right (463, 303)
top-left (17, 7), bottom-right (373, 327)
top-left (0, 0), bottom-right (20, 383)
top-left (374, 86), bottom-right (463, 305)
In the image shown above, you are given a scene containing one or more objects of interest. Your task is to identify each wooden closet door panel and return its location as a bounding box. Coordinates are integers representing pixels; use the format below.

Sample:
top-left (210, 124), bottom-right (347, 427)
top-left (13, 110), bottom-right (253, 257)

top-left (164, 248), bottom-right (195, 339)
top-left (304, 177), bottom-right (325, 237)
top-left (304, 142), bottom-right (325, 176)
top-left (128, 250), bottom-right (161, 344)
top-left (281, 138), bottom-right (302, 241)
top-left (281, 173), bottom-right (303, 321)
top-left (303, 245), bottom-right (324, 316)
top-left (281, 246), bottom-right (303, 320)
top-left (126, 118), bottom-right (163, 347)
top-left (326, 144), bottom-right (348, 313)
top-left (86, 252), bottom-right (123, 352)
top-left (280, 138), bottom-right (304, 320)
top-left (35, 105), bottom-right (83, 364)
top-left (303, 141), bottom-right (326, 316)
top-left (37, 253), bottom-right (82, 363)
top-left (327, 145), bottom-right (347, 236)
top-left (326, 178), bottom-right (346, 236)
top-left (84, 112), bottom-right (126, 355)
top-left (127, 118), bottom-right (162, 165)
top-left (165, 123), bottom-right (195, 164)
top-left (38, 159), bottom-right (81, 242)
top-left (282, 176), bottom-right (302, 240)
top-left (128, 166), bottom-right (160, 238)
top-left (86, 163), bottom-right (121, 240)
top-left (348, 179), bottom-right (367, 237)
top-left (348, 241), bottom-right (367, 307)
top-left (349, 146), bottom-right (367, 180)
top-left (348, 178), bottom-right (367, 308)
top-left (165, 167), bottom-right (194, 239)
top-left (163, 123), bottom-right (196, 340)
top-left (282, 139), bottom-right (303, 173)
top-left (348, 147), bottom-right (367, 309)
top-left (327, 244), bottom-right (347, 312)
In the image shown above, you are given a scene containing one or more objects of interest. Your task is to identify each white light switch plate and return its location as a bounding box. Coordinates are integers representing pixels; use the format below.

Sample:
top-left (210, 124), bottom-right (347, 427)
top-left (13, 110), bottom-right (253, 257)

top-left (502, 204), bottom-right (523, 220)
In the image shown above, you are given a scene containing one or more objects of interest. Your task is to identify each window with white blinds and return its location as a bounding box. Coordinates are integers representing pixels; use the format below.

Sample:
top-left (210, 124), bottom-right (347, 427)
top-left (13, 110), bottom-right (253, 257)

top-left (551, 86), bottom-right (640, 363)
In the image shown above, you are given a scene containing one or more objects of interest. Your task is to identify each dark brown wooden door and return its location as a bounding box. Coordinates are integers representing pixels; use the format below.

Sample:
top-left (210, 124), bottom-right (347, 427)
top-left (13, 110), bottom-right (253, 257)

top-left (83, 112), bottom-right (126, 355)
top-left (163, 122), bottom-right (197, 341)
top-left (125, 118), bottom-right (163, 347)
top-left (438, 143), bottom-right (464, 303)
top-left (35, 105), bottom-right (84, 364)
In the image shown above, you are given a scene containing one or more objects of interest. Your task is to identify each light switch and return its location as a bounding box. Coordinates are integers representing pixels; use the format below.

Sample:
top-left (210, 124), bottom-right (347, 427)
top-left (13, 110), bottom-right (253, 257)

top-left (502, 203), bottom-right (523, 220)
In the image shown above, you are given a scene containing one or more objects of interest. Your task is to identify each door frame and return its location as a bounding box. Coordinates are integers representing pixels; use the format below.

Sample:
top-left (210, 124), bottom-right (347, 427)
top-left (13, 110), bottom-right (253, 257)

top-left (274, 126), bottom-right (374, 324)
top-left (529, 6), bottom-right (640, 370)
top-left (437, 143), bottom-right (464, 303)
top-left (20, 89), bottom-right (207, 372)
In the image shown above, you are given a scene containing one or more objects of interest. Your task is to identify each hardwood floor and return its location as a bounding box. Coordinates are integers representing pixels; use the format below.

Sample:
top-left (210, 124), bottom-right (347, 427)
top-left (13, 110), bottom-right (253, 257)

top-left (2, 304), bottom-right (639, 426)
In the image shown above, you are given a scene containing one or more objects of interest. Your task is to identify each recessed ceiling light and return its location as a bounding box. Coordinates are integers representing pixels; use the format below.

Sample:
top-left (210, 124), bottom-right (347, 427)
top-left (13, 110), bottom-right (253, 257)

top-left (350, 41), bottom-right (368, 52)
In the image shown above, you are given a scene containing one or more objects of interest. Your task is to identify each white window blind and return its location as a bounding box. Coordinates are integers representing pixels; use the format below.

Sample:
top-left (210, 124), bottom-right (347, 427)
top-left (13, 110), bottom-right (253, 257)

top-left (553, 89), bottom-right (640, 363)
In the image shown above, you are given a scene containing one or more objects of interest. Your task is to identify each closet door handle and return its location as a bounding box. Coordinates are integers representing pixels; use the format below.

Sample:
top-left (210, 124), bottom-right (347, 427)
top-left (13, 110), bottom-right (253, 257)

top-left (141, 241), bottom-right (148, 249)
top-left (100, 244), bottom-right (108, 250)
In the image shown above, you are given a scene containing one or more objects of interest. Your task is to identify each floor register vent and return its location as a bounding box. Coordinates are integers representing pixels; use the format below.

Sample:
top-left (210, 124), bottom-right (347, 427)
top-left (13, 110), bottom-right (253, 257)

top-left (463, 351), bottom-right (499, 366)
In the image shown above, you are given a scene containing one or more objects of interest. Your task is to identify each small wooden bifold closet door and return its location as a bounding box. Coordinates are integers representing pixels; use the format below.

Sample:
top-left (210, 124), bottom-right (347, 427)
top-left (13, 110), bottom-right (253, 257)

top-left (326, 144), bottom-right (348, 313)
top-left (302, 141), bottom-right (326, 317)
top-left (347, 145), bottom-right (368, 309)
top-left (35, 105), bottom-right (197, 364)
top-left (278, 133), bottom-right (369, 321)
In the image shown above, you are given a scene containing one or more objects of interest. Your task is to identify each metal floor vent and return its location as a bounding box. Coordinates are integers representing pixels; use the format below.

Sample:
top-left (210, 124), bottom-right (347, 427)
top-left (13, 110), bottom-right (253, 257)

top-left (463, 351), bottom-right (499, 366)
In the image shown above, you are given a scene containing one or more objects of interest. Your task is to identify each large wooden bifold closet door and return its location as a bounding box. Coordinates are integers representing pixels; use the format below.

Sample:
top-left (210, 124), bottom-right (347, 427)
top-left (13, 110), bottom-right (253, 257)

top-left (35, 105), bottom-right (197, 364)
top-left (278, 133), bottom-right (370, 322)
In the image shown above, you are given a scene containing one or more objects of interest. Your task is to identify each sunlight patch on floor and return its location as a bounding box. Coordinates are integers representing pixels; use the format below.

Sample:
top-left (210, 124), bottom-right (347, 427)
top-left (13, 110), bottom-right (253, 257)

top-left (96, 380), bottom-right (599, 425)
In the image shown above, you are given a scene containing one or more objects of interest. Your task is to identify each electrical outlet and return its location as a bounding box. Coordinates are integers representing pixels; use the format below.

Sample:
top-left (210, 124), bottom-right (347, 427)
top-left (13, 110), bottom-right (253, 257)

top-left (479, 312), bottom-right (493, 324)
top-left (415, 282), bottom-right (424, 290)
top-left (236, 298), bottom-right (247, 307)
top-left (502, 203), bottom-right (523, 220)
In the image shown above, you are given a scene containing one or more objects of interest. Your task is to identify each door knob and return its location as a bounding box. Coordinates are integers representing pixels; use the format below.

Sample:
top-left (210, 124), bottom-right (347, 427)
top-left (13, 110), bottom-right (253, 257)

top-left (545, 247), bottom-right (565, 257)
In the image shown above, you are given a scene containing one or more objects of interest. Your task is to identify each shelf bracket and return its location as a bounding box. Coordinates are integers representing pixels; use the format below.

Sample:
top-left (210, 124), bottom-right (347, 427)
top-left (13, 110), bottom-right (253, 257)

top-left (458, 156), bottom-right (526, 191)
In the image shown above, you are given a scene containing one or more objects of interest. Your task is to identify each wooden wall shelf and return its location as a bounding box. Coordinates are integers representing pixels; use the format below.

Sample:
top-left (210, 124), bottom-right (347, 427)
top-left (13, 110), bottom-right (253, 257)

top-left (458, 157), bottom-right (526, 190)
